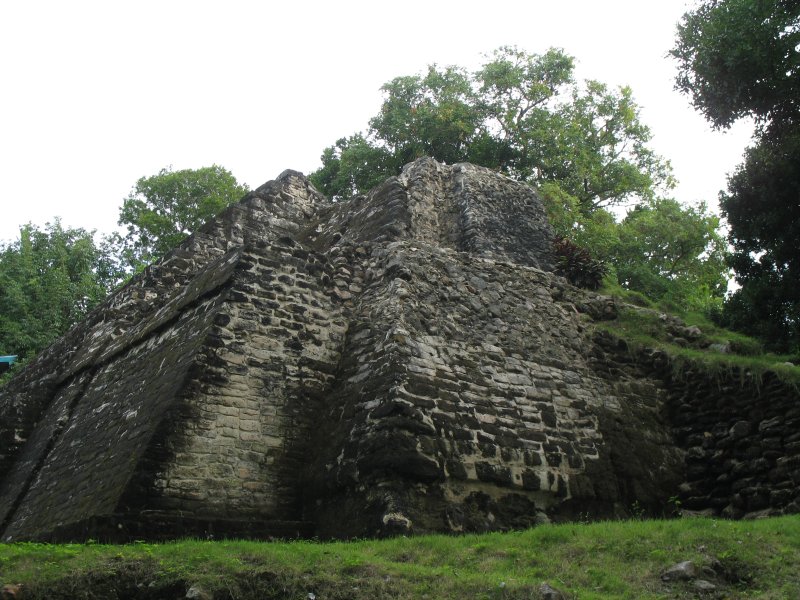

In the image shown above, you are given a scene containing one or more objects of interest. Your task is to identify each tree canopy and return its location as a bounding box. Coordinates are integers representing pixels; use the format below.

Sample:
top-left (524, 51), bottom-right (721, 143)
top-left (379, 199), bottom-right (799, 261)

top-left (311, 47), bottom-right (674, 212)
top-left (719, 127), bottom-right (800, 348)
top-left (614, 198), bottom-right (729, 309)
top-left (671, 0), bottom-right (800, 131)
top-left (0, 221), bottom-right (113, 362)
top-left (672, 0), bottom-right (800, 351)
top-left (117, 165), bottom-right (248, 271)
top-left (539, 183), bottom-right (729, 311)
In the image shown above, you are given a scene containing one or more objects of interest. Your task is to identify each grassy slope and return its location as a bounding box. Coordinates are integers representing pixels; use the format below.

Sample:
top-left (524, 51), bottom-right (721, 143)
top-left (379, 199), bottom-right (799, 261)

top-left (2, 516), bottom-right (799, 599)
top-left (594, 286), bottom-right (800, 386)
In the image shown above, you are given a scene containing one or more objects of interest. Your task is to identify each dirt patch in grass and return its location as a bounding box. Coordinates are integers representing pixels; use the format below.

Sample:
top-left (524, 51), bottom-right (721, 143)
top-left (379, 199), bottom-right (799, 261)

top-left (17, 559), bottom-right (185, 600)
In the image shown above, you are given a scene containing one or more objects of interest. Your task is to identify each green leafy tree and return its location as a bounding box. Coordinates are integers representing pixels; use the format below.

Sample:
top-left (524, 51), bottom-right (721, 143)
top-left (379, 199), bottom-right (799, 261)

top-left (370, 65), bottom-right (483, 167)
top-left (671, 0), bottom-right (799, 131)
top-left (538, 182), bottom-right (620, 258)
top-left (309, 135), bottom-right (396, 201)
top-left (313, 46), bottom-right (728, 311)
top-left (311, 46), bottom-right (673, 211)
top-left (541, 183), bottom-right (728, 310)
top-left (118, 165), bottom-right (248, 270)
top-left (0, 220), bottom-right (113, 362)
top-left (474, 46), bottom-right (574, 160)
top-left (547, 82), bottom-right (674, 210)
top-left (672, 0), bottom-right (800, 350)
top-left (613, 198), bottom-right (729, 310)
top-left (719, 129), bottom-right (800, 348)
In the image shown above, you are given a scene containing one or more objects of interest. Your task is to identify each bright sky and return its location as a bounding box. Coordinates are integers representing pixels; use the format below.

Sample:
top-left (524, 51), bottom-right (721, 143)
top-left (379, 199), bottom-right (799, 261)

top-left (0, 0), bottom-right (753, 245)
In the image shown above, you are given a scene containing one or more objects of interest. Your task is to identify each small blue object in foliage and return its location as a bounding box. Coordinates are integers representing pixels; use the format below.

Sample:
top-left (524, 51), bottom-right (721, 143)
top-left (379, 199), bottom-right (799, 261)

top-left (0, 355), bottom-right (17, 374)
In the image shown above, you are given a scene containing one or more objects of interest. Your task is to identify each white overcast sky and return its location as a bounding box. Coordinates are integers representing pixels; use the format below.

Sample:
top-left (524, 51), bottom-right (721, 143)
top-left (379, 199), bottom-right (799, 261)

top-left (0, 0), bottom-right (754, 245)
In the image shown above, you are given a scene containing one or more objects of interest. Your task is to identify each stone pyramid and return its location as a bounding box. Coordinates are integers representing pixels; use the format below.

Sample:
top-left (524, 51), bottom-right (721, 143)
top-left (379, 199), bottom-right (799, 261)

top-left (2, 158), bottom-right (797, 542)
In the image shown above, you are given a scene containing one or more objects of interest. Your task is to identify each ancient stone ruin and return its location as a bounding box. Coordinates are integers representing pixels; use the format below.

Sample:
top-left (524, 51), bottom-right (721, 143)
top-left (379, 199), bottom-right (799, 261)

top-left (1, 158), bottom-right (798, 542)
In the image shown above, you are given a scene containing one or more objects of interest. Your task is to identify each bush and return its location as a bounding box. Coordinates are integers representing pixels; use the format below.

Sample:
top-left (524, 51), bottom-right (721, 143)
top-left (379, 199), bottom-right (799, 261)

top-left (553, 237), bottom-right (607, 290)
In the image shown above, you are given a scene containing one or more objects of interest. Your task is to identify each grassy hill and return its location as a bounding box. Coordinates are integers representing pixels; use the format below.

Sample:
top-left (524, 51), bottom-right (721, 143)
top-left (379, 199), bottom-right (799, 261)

top-left (2, 515), bottom-right (799, 599)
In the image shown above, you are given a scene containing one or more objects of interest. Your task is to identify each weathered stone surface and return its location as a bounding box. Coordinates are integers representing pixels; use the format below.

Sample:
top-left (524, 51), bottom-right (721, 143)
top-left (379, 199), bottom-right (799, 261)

top-left (0, 157), bottom-right (798, 541)
top-left (185, 585), bottom-right (212, 600)
top-left (693, 579), bottom-right (717, 592)
top-left (662, 560), bottom-right (697, 582)
top-left (538, 582), bottom-right (566, 599)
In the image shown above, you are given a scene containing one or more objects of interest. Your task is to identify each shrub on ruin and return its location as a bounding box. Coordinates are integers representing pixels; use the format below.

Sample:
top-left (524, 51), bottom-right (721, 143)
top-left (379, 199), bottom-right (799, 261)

top-left (553, 236), bottom-right (607, 290)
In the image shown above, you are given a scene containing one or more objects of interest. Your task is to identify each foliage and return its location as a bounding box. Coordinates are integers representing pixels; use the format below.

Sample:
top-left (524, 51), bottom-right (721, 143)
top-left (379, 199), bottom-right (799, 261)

top-left (553, 236), bottom-right (606, 290)
top-left (370, 64), bottom-right (483, 168)
top-left (540, 181), bottom-right (729, 311)
top-left (1, 516), bottom-right (799, 599)
top-left (539, 181), bottom-right (621, 265)
top-left (118, 165), bottom-right (248, 271)
top-left (614, 198), bottom-right (729, 311)
top-left (309, 134), bottom-right (395, 200)
top-left (718, 128), bottom-right (800, 351)
top-left (311, 46), bottom-right (728, 313)
top-left (0, 221), bottom-right (113, 362)
top-left (671, 0), bottom-right (800, 131)
top-left (311, 46), bottom-right (673, 211)
top-left (472, 46), bottom-right (574, 175)
top-left (672, 0), bottom-right (800, 351)
top-left (540, 80), bottom-right (674, 210)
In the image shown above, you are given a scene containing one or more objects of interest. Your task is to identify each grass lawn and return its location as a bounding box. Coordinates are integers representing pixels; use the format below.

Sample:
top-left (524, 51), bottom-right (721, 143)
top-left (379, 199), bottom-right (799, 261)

top-left (2, 515), bottom-right (799, 599)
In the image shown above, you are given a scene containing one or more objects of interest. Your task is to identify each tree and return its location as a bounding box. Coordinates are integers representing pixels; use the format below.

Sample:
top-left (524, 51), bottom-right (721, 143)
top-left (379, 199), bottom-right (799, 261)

top-left (671, 0), bottom-right (799, 131)
top-left (309, 135), bottom-right (396, 201)
top-left (613, 198), bottom-right (729, 310)
top-left (0, 220), bottom-right (113, 362)
top-left (672, 0), bottom-right (800, 350)
top-left (369, 65), bottom-right (483, 168)
top-left (312, 46), bottom-right (729, 310)
top-left (719, 128), bottom-right (800, 348)
top-left (545, 82), bottom-right (674, 210)
top-left (118, 165), bottom-right (248, 270)
top-left (538, 182), bottom-right (620, 259)
top-left (311, 46), bottom-right (673, 212)
top-left (540, 182), bottom-right (729, 309)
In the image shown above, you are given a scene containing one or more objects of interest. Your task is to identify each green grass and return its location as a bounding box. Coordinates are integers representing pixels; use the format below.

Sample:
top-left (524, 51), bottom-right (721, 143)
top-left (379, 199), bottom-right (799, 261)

top-left (594, 299), bottom-right (800, 386)
top-left (2, 516), bottom-right (799, 598)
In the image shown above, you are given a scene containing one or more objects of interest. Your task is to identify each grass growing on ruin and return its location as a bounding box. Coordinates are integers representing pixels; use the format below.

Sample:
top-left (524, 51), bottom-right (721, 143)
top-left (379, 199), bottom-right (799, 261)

top-left (2, 515), bottom-right (800, 599)
top-left (595, 297), bottom-right (800, 386)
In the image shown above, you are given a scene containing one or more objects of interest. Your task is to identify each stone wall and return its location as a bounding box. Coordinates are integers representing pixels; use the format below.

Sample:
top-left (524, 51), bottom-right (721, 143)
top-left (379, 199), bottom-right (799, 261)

top-left (0, 170), bottom-right (332, 540)
top-left (667, 367), bottom-right (800, 519)
top-left (0, 170), bottom-right (325, 488)
top-left (312, 158), bottom-right (553, 269)
top-left (299, 239), bottom-right (687, 537)
top-left (1, 157), bottom-right (798, 542)
top-left (0, 250), bottom-right (239, 539)
top-left (125, 239), bottom-right (348, 525)
top-left (592, 335), bottom-right (800, 521)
